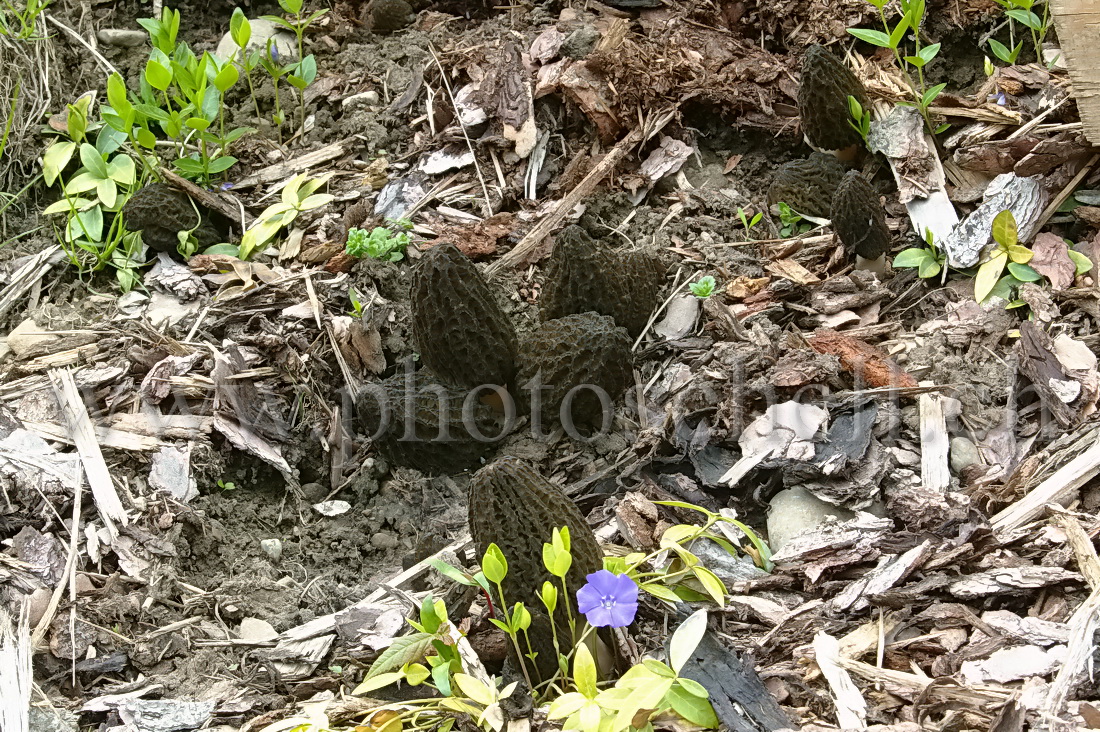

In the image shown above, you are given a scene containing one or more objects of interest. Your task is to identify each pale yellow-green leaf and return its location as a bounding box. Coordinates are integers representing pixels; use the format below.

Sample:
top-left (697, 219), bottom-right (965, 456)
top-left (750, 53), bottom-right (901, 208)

top-left (974, 251), bottom-right (1007, 303)
top-left (43, 141), bottom-right (76, 187)
top-left (107, 154), bottom-right (136, 185)
top-left (610, 678), bottom-right (673, 731)
top-left (499, 680), bottom-right (517, 700)
top-left (578, 701), bottom-right (603, 731)
top-left (548, 691), bottom-right (589, 719)
top-left (64, 171), bottom-right (99, 194)
top-left (453, 673), bottom-right (496, 706)
top-left (676, 677), bottom-right (710, 698)
top-left (669, 608), bottom-right (708, 674)
top-left (691, 566), bottom-right (727, 607)
top-left (640, 582), bottom-right (680, 605)
top-left (352, 670), bottom-right (403, 695)
top-left (43, 198), bottom-right (93, 215)
top-left (992, 209), bottom-right (1017, 248)
top-left (281, 173), bottom-right (308, 205)
top-left (1006, 244), bottom-right (1033, 263)
top-left (660, 524), bottom-right (699, 548)
top-left (640, 659), bottom-right (676, 678)
top-left (97, 178), bottom-right (117, 208)
top-left (296, 172), bottom-right (332, 199)
top-left (298, 193), bottom-right (334, 211)
top-left (480, 701), bottom-right (504, 732)
top-left (574, 642), bottom-right (598, 698)
top-left (402, 662), bottom-right (430, 685)
top-left (256, 200), bottom-right (294, 221)
top-left (439, 697), bottom-right (482, 716)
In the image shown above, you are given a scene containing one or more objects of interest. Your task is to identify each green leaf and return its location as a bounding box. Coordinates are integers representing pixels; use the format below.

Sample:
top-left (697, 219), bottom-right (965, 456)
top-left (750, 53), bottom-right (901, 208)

top-left (106, 73), bottom-right (133, 115)
top-left (917, 256), bottom-right (942, 279)
top-left (992, 209), bottom-right (1018, 248)
top-left (903, 54), bottom-right (927, 69)
top-left (430, 559), bottom-right (479, 586)
top-left (988, 38), bottom-right (1021, 64)
top-left (79, 143), bottom-right (109, 179)
top-left (207, 156), bottom-right (238, 174)
top-left (43, 141), bottom-right (76, 186)
top-left (136, 127), bottom-right (158, 149)
top-left (145, 58), bottom-right (173, 91)
top-left (540, 581), bottom-right (558, 614)
top-left (403, 662), bottom-right (430, 686)
top-left (641, 582), bottom-right (682, 605)
top-left (432, 660), bottom-right (453, 697)
top-left (989, 274), bottom-right (1019, 302)
top-left (173, 158), bottom-right (206, 174)
top-left (1006, 8), bottom-right (1042, 28)
top-left (106, 154), bottom-right (136, 185)
top-left (889, 13), bottom-right (911, 48)
top-left (362, 632), bottom-right (435, 680)
top-left (96, 178), bottom-right (117, 208)
top-left (453, 673), bottom-right (495, 706)
top-left (847, 27), bottom-right (892, 47)
top-left (894, 249), bottom-right (932, 271)
top-left (611, 677), bottom-right (674, 730)
top-left (214, 62), bottom-right (240, 92)
top-left (64, 171), bottom-right (100, 194)
top-left (1007, 262), bottom-right (1042, 281)
top-left (920, 82), bottom-right (947, 108)
top-left (975, 251), bottom-right (1008, 302)
top-left (230, 8), bottom-right (251, 50)
top-left (918, 42), bottom-right (941, 64)
top-left (203, 243), bottom-right (240, 256)
top-left (676, 677), bottom-right (710, 698)
top-left (574, 643), bottom-right (598, 698)
top-left (669, 608), bottom-right (708, 674)
top-left (666, 684), bottom-right (719, 728)
top-left (1068, 249), bottom-right (1093, 275)
top-left (1006, 244), bottom-right (1034, 263)
top-left (691, 566), bottom-right (727, 607)
top-left (353, 670), bottom-right (402, 695)
top-left (482, 543), bottom-right (508, 584)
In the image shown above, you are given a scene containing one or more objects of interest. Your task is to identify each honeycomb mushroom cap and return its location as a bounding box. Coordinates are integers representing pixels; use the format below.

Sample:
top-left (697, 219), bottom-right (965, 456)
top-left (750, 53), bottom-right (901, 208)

top-left (797, 45), bottom-right (869, 153)
top-left (517, 312), bottom-right (633, 431)
top-left (768, 153), bottom-right (850, 218)
top-left (468, 457), bottom-right (603, 610)
top-left (540, 226), bottom-right (666, 339)
top-left (411, 243), bottom-right (519, 391)
top-left (121, 183), bottom-right (221, 254)
top-left (831, 170), bottom-right (891, 260)
top-left (356, 371), bottom-right (502, 474)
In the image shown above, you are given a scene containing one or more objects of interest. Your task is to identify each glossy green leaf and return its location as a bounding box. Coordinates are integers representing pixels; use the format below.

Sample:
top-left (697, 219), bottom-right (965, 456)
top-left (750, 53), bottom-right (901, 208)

top-left (145, 59), bottom-right (173, 91)
top-left (667, 684), bottom-right (720, 728)
top-left (230, 8), bottom-right (251, 50)
top-left (214, 62), bottom-right (240, 92)
top-left (42, 141), bottom-right (76, 186)
top-left (917, 256), bottom-right (942, 279)
top-left (920, 82), bottom-right (947, 108)
top-left (429, 559), bottom-right (478, 586)
top-left (1068, 249), bottom-right (1093, 275)
top-left (1006, 8), bottom-right (1042, 28)
top-left (691, 566), bottom-right (727, 607)
top-left (79, 143), bottom-right (108, 179)
top-left (918, 42), bottom-right (941, 64)
top-left (847, 27), bottom-right (891, 47)
top-left (574, 643), bottom-right (598, 698)
top-left (1007, 262), bottom-right (1041, 281)
top-left (889, 13), bottom-right (911, 48)
top-left (482, 543), bottom-right (508, 584)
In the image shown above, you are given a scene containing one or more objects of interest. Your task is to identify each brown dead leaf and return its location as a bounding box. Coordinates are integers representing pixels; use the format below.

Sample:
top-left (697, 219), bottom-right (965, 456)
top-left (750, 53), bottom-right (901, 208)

top-left (428, 212), bottom-right (516, 260)
top-left (809, 329), bottom-right (918, 388)
top-left (189, 254), bottom-right (241, 274)
top-left (324, 251), bottom-right (357, 273)
top-left (1029, 232), bottom-right (1075, 290)
top-left (765, 258), bottom-right (820, 285)
top-left (723, 154), bottom-right (743, 174)
top-left (726, 275), bottom-right (769, 300)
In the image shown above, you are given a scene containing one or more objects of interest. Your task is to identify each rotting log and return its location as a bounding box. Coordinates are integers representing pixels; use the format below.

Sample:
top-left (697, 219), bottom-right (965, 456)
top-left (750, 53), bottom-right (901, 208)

top-left (1049, 0), bottom-right (1100, 143)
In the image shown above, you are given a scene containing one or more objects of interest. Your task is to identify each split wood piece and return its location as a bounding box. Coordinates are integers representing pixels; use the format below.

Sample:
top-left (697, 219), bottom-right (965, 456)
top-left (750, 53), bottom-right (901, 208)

top-left (48, 368), bottom-right (128, 538)
top-left (838, 654), bottom-right (1012, 706)
top-left (991, 427), bottom-right (1100, 534)
top-left (1045, 511), bottom-right (1100, 718)
top-left (813, 632), bottom-right (867, 730)
top-left (919, 383), bottom-right (951, 495)
top-left (486, 110), bottom-right (675, 275)
top-left (20, 419), bottom-right (170, 452)
top-left (674, 611), bottom-right (795, 732)
top-left (867, 103), bottom-right (959, 245)
top-left (0, 246), bottom-right (64, 320)
top-left (158, 168), bottom-right (253, 230)
top-left (231, 137), bottom-right (359, 188)
top-left (1049, 0), bottom-right (1100, 143)
top-left (0, 602), bottom-right (31, 732)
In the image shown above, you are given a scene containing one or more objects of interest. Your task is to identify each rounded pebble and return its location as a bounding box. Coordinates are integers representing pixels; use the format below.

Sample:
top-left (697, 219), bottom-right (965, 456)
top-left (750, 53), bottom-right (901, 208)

top-left (260, 538), bottom-right (283, 563)
top-left (949, 436), bottom-right (981, 474)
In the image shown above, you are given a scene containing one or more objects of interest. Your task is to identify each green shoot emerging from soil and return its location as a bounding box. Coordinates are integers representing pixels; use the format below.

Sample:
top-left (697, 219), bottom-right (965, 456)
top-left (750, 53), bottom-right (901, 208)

top-left (0, 0), bottom-right (50, 40)
top-left (847, 0), bottom-right (947, 135)
top-left (262, 0), bottom-right (327, 132)
top-left (893, 228), bottom-right (946, 280)
top-left (777, 202), bottom-right (813, 237)
top-left (737, 207), bottom-right (763, 239)
top-left (690, 275), bottom-right (717, 298)
top-left (986, 0), bottom-right (1051, 67)
top-left (345, 220), bottom-right (413, 262)
top-left (848, 95), bottom-right (872, 143)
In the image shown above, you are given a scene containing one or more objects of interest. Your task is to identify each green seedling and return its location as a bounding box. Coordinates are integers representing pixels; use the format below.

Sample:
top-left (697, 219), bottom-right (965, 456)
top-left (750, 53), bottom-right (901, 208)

top-left (777, 201), bottom-right (813, 238)
top-left (237, 172), bottom-right (334, 259)
top-left (345, 220), bottom-right (412, 262)
top-left (217, 479), bottom-right (237, 491)
top-left (974, 209), bottom-right (1036, 303)
top-left (348, 285), bottom-right (365, 318)
top-left (847, 0), bottom-right (948, 134)
top-left (737, 207), bottom-right (763, 238)
top-left (261, 0), bottom-right (327, 131)
top-left (987, 0), bottom-right (1051, 67)
top-left (689, 275), bottom-right (717, 299)
top-left (0, 0), bottom-right (51, 40)
top-left (848, 95), bottom-right (872, 143)
top-left (893, 228), bottom-right (947, 280)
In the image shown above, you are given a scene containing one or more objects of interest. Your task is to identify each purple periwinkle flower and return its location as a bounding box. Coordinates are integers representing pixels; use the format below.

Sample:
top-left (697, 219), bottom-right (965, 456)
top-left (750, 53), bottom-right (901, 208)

top-left (576, 570), bottom-right (638, 628)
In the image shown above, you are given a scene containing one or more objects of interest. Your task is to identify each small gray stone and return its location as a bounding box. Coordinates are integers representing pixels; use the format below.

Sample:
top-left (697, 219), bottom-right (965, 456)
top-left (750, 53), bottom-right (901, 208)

top-left (260, 538), bottom-right (283, 563)
top-left (767, 486), bottom-right (855, 553)
top-left (950, 436), bottom-right (981, 474)
top-left (96, 29), bottom-right (148, 47)
top-left (215, 18), bottom-right (297, 64)
top-left (30, 706), bottom-right (78, 732)
top-left (371, 531), bottom-right (398, 550)
top-left (561, 26), bottom-right (600, 59)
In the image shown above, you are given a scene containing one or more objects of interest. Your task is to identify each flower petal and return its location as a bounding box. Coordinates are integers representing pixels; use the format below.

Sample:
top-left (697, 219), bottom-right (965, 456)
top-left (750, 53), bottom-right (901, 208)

top-left (576, 582), bottom-right (602, 614)
top-left (608, 601), bottom-right (638, 628)
top-left (584, 604), bottom-right (615, 627)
